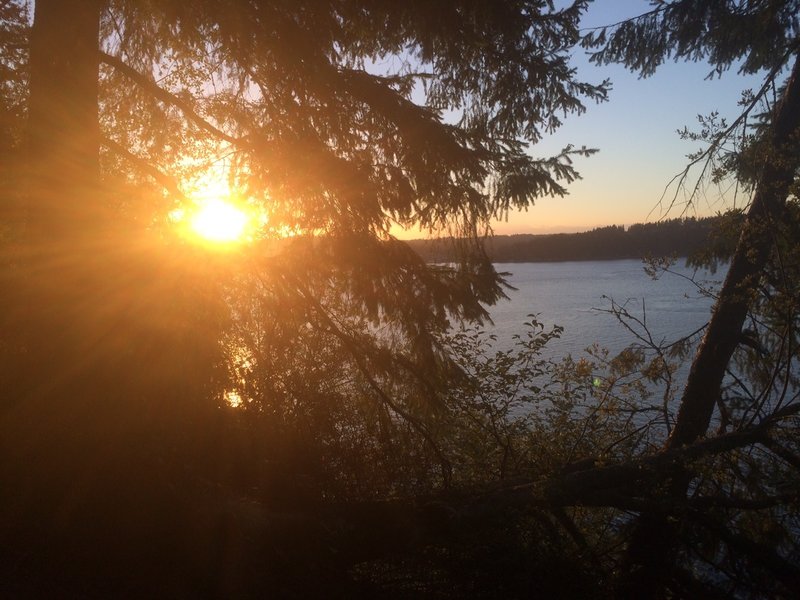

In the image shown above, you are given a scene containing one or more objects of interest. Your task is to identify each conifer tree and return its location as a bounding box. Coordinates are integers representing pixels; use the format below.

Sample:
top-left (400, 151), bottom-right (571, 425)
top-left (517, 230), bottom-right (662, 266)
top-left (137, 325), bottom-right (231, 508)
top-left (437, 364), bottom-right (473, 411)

top-left (1, 1), bottom-right (608, 595)
top-left (581, 1), bottom-right (800, 596)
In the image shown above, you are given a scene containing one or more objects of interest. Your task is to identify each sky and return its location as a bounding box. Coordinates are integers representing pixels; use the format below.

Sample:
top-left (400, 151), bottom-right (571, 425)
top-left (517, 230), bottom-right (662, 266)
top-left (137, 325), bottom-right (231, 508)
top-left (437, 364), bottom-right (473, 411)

top-left (488, 0), bottom-right (771, 236)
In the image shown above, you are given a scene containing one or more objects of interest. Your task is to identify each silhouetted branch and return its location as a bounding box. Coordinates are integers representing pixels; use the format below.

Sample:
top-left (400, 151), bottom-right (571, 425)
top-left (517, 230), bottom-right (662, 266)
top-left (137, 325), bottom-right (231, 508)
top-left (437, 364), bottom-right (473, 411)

top-left (100, 51), bottom-right (242, 147)
top-left (669, 54), bottom-right (800, 449)
top-left (535, 403), bottom-right (800, 507)
top-left (280, 271), bottom-right (454, 486)
top-left (688, 492), bottom-right (800, 511)
top-left (687, 509), bottom-right (800, 592)
top-left (101, 136), bottom-right (185, 199)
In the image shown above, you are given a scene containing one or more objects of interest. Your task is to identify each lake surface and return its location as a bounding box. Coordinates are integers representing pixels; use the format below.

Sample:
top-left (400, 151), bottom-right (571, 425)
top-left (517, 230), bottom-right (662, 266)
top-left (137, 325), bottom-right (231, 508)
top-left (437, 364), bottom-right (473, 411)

top-left (486, 259), bottom-right (725, 361)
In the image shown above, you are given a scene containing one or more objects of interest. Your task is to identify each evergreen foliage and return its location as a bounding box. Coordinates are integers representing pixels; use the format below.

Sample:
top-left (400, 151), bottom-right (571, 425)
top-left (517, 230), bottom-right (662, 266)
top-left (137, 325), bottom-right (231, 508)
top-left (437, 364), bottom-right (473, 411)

top-left (580, 2), bottom-right (800, 597)
top-left (581, 0), bottom-right (800, 77)
top-left (0, 1), bottom-right (614, 596)
top-left (1, 1), bottom-right (800, 598)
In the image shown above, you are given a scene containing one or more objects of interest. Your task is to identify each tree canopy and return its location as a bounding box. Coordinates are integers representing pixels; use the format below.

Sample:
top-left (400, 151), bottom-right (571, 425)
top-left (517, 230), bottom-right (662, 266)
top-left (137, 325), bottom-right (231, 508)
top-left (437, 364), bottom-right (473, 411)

top-left (1, 1), bottom-right (613, 596)
top-left (4, 0), bottom-right (609, 405)
top-left (582, 1), bottom-right (800, 596)
top-left (2, 1), bottom-right (800, 598)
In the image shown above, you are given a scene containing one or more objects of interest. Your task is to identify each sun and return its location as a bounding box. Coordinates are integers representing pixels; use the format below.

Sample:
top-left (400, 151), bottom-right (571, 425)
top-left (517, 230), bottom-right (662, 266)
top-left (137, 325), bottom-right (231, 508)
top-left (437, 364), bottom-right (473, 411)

top-left (190, 199), bottom-right (249, 243)
top-left (171, 166), bottom-right (266, 247)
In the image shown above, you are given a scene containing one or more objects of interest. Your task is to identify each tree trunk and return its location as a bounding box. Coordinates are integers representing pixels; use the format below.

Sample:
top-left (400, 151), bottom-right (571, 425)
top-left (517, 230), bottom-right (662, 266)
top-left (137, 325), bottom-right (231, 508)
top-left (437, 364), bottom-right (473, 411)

top-left (11, 0), bottom-right (104, 391)
top-left (2, 8), bottom-right (232, 592)
top-left (27, 0), bottom-right (103, 242)
top-left (617, 54), bottom-right (800, 599)
top-left (668, 55), bottom-right (800, 449)
top-left (1, 0), bottom-right (106, 524)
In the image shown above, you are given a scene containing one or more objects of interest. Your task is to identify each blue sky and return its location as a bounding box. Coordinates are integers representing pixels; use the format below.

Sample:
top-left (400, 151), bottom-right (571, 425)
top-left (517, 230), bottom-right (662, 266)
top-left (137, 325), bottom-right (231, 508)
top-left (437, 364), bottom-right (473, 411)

top-left (492, 0), bottom-right (770, 235)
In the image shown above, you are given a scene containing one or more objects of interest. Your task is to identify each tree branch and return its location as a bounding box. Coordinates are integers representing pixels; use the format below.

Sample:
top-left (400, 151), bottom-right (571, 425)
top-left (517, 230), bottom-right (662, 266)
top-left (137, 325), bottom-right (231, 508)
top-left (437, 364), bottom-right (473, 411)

top-left (687, 508), bottom-right (800, 592)
top-left (99, 51), bottom-right (243, 148)
top-left (101, 136), bottom-right (185, 199)
top-left (669, 54), bottom-right (800, 449)
top-left (535, 403), bottom-right (800, 507)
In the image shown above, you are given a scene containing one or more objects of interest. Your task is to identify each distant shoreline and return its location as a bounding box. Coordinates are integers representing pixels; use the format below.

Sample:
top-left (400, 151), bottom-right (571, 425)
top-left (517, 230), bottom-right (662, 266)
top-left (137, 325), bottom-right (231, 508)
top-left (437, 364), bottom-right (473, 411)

top-left (490, 255), bottom-right (692, 264)
top-left (405, 217), bottom-right (716, 264)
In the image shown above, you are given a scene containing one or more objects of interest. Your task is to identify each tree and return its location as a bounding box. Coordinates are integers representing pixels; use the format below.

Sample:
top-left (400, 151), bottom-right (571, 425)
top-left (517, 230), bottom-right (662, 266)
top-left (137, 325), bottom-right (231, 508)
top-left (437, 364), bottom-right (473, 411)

top-left (0, 0), bottom-right (609, 595)
top-left (8, 1), bottom-right (798, 596)
top-left (578, 1), bottom-right (800, 596)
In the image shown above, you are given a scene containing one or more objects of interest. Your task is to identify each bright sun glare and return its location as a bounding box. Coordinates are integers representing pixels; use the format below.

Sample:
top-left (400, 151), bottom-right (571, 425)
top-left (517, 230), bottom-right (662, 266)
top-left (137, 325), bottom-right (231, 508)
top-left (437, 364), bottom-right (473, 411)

top-left (189, 199), bottom-right (249, 243)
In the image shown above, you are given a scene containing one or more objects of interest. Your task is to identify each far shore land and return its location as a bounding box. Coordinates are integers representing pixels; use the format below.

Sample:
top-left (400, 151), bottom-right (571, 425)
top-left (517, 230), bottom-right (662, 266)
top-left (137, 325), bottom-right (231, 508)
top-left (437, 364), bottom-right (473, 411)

top-left (406, 216), bottom-right (720, 263)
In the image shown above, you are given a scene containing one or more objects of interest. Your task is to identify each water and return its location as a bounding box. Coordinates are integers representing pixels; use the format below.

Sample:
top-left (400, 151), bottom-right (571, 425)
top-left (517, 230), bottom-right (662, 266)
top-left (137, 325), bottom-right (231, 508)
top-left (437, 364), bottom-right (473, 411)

top-left (487, 259), bottom-right (724, 361)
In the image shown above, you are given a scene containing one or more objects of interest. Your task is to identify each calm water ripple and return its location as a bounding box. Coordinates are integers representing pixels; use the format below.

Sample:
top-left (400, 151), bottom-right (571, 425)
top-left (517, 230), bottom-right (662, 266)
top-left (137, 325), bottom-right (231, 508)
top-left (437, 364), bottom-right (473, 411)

top-left (487, 259), bottom-right (726, 362)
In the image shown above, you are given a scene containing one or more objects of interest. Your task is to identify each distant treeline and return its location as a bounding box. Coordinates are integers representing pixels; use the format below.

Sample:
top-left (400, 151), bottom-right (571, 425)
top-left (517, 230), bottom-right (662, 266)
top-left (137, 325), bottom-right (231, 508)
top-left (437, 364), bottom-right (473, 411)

top-left (407, 217), bottom-right (717, 263)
